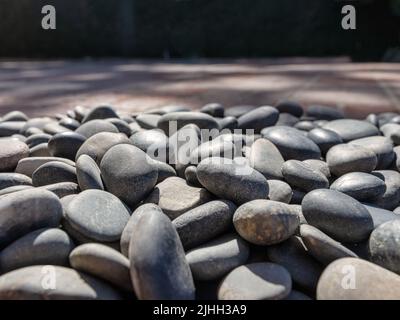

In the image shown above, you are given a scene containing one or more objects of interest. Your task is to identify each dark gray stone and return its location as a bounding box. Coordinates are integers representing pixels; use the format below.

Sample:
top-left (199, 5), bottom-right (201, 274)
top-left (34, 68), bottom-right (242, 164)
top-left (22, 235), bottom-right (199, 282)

top-left (267, 180), bottom-right (293, 204)
top-left (135, 114), bottom-right (161, 129)
top-left (25, 133), bottom-right (52, 148)
top-left (275, 101), bottom-right (303, 117)
top-left (16, 157), bottom-right (76, 178)
top-left (39, 182), bottom-right (80, 198)
top-left (323, 119), bottom-right (380, 142)
top-left (58, 117), bottom-right (80, 131)
top-left (381, 123), bottom-right (400, 145)
top-left (0, 121), bottom-right (26, 136)
top-left (306, 105), bottom-right (344, 121)
top-left (216, 116), bottom-right (238, 131)
top-left (225, 105), bottom-right (257, 118)
top-left (105, 118), bottom-right (132, 136)
top-left (1, 111), bottom-right (28, 122)
top-left (48, 132), bottom-right (86, 160)
top-left (82, 105), bottom-right (119, 123)
top-left (275, 113), bottom-right (300, 126)
top-left (307, 128), bottom-right (343, 154)
top-left (237, 106), bottom-right (279, 133)
top-left (302, 159), bottom-right (331, 179)
top-left (184, 166), bottom-right (202, 187)
top-left (234, 200), bottom-right (299, 245)
top-left (75, 120), bottom-right (119, 138)
top-left (29, 143), bottom-right (50, 157)
top-left (0, 173), bottom-right (32, 190)
top-left (76, 155), bottom-right (104, 190)
top-left (0, 139), bottom-right (29, 171)
top-left (197, 157), bottom-right (269, 205)
top-left (370, 170), bottom-right (400, 210)
top-left (302, 189), bottom-right (374, 242)
top-left (362, 203), bottom-right (400, 228)
top-left (129, 208), bottom-right (195, 300)
top-left (249, 138), bottom-right (284, 180)
top-left (173, 200), bottom-right (236, 249)
top-left (157, 112), bottom-right (219, 135)
top-left (200, 103), bottom-right (224, 117)
top-left (151, 159), bottom-right (176, 183)
top-left (190, 139), bottom-right (236, 164)
top-left (32, 161), bottom-right (77, 187)
top-left (130, 129), bottom-right (168, 161)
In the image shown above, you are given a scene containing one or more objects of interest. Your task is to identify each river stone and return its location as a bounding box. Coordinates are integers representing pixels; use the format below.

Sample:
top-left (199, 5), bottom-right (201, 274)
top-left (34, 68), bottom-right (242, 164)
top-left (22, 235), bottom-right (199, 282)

top-left (262, 126), bottom-right (321, 160)
top-left (370, 170), bottom-right (400, 210)
top-left (150, 159), bottom-right (176, 183)
top-left (225, 105), bottom-right (257, 118)
top-left (76, 155), bottom-right (104, 190)
top-left (216, 116), bottom-right (238, 131)
top-left (157, 112), bottom-right (219, 135)
top-left (0, 265), bottom-right (121, 300)
top-left (75, 120), bottom-right (119, 138)
top-left (237, 106), bottom-right (279, 133)
top-left (200, 103), bottom-right (224, 117)
top-left (299, 224), bottom-right (357, 265)
top-left (326, 144), bottom-right (377, 176)
top-left (233, 200), bottom-right (299, 245)
top-left (16, 157), bottom-right (76, 177)
top-left (59, 117), bottom-right (80, 131)
top-left (145, 177), bottom-right (213, 219)
top-left (0, 139), bottom-right (29, 171)
top-left (267, 180), bottom-right (293, 204)
top-left (197, 157), bottom-right (269, 205)
top-left (290, 189), bottom-right (306, 205)
top-left (20, 117), bottom-right (54, 135)
top-left (76, 132), bottom-right (131, 165)
top-left (0, 173), bottom-right (32, 190)
top-left (29, 143), bottom-right (51, 157)
top-left (218, 262), bottom-right (291, 300)
top-left (1, 111), bottom-right (28, 122)
top-left (0, 228), bottom-right (74, 273)
top-left (69, 243), bottom-right (132, 292)
top-left (307, 128), bottom-right (343, 154)
top-left (363, 203), bottom-right (400, 228)
top-left (25, 133), bottom-right (52, 148)
top-left (100, 144), bottom-right (158, 208)
top-left (275, 113), bottom-right (300, 127)
top-left (0, 185), bottom-right (33, 196)
top-left (184, 166), bottom-right (202, 187)
top-left (130, 129), bottom-right (168, 161)
top-left (302, 189), bottom-right (374, 242)
top-left (0, 121), bottom-right (26, 136)
top-left (249, 138), bottom-right (284, 180)
top-left (32, 161), bottom-right (77, 187)
top-left (275, 101), bottom-right (304, 117)
top-left (105, 118), bottom-right (132, 136)
top-left (294, 120), bottom-right (316, 132)
top-left (349, 136), bottom-right (395, 169)
top-left (306, 105), bottom-right (344, 120)
top-left (43, 123), bottom-right (72, 135)
top-left (0, 189), bottom-right (63, 248)
top-left (190, 139), bottom-right (235, 165)
top-left (330, 172), bottom-right (386, 201)
top-left (173, 200), bottom-right (236, 249)
top-left (317, 257), bottom-right (400, 300)
top-left (65, 190), bottom-right (130, 242)
top-left (186, 234), bottom-right (249, 281)
top-left (323, 119), bottom-right (379, 142)
top-left (129, 208), bottom-right (195, 300)
top-left (381, 123), bottom-right (400, 145)
top-left (39, 182), bottom-right (80, 198)
top-left (135, 114), bottom-right (161, 129)
top-left (303, 159), bottom-right (331, 179)
top-left (266, 236), bottom-right (323, 292)
top-left (82, 105), bottom-right (119, 123)
top-left (369, 220), bottom-right (400, 274)
top-left (48, 132), bottom-right (86, 160)
top-left (282, 160), bottom-right (329, 192)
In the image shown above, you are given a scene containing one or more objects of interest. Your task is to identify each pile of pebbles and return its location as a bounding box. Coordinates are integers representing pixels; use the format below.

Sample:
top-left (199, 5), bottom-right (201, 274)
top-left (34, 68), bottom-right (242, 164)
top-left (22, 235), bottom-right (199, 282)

top-left (0, 103), bottom-right (399, 300)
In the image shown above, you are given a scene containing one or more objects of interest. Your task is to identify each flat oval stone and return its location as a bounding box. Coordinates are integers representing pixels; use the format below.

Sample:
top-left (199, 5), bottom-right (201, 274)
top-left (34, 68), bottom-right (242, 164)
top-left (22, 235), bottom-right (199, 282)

top-left (0, 121), bottom-right (26, 136)
top-left (129, 208), bottom-right (195, 300)
top-left (302, 189), bottom-right (374, 242)
top-left (145, 176), bottom-right (213, 219)
top-left (307, 128), bottom-right (343, 154)
top-left (0, 139), bottom-right (29, 171)
top-left (173, 200), bottom-right (236, 249)
top-left (303, 159), bottom-right (331, 179)
top-left (282, 160), bottom-right (329, 192)
top-left (330, 172), bottom-right (386, 201)
top-left (120, 203), bottom-right (163, 258)
top-left (32, 161), bottom-right (77, 187)
top-left (317, 257), bottom-right (400, 300)
top-left (0, 185), bottom-right (33, 196)
top-left (216, 116), bottom-right (238, 131)
top-left (0, 265), bottom-right (122, 300)
top-left (233, 200), bottom-right (299, 245)
top-left (25, 133), bottom-right (52, 148)
top-left (75, 120), bottom-right (119, 138)
top-left (16, 157), bottom-right (76, 177)
top-left (190, 139), bottom-right (236, 164)
top-left (58, 117), bottom-right (80, 131)
top-left (306, 105), bottom-right (344, 120)
top-left (218, 262), bottom-right (292, 300)
top-left (275, 101), bottom-right (304, 117)
top-left (294, 120), bottom-right (316, 131)
top-left (186, 234), bottom-right (249, 281)
top-left (1, 111), bottom-right (28, 122)
top-left (200, 103), bottom-right (224, 117)
top-left (299, 224), bottom-right (357, 265)
top-left (370, 170), bottom-right (400, 210)
top-left (326, 144), bottom-right (377, 176)
top-left (267, 180), bottom-right (293, 204)
top-left (76, 155), bottom-right (104, 191)
top-left (151, 159), bottom-right (176, 183)
top-left (0, 173), bottom-right (32, 190)
top-left (249, 138), bottom-right (284, 180)
top-left (43, 123), bottom-right (72, 135)
top-left (0, 228), bottom-right (74, 273)
top-left (323, 119), bottom-right (379, 142)
top-left (225, 105), bottom-right (257, 118)
top-left (262, 126), bottom-right (321, 160)
top-left (157, 112), bottom-right (219, 135)
top-left (130, 129), bottom-right (168, 161)
top-left (76, 132), bottom-right (131, 165)
top-left (29, 143), bottom-right (50, 157)
top-left (100, 144), bottom-right (158, 208)
top-left (349, 136), bottom-right (395, 169)
top-left (39, 182), bottom-right (80, 198)
top-left (275, 113), bottom-right (299, 126)
top-left (106, 118), bottom-right (132, 136)
top-left (82, 105), bottom-right (118, 123)
top-left (266, 236), bottom-right (323, 291)
top-left (48, 132), bottom-right (86, 160)
top-left (237, 106), bottom-right (279, 133)
top-left (65, 190), bottom-right (130, 242)
top-left (69, 243), bottom-right (132, 292)
top-left (0, 189), bottom-right (63, 248)
top-left (362, 203), bottom-right (400, 228)
top-left (184, 166), bottom-right (201, 187)
top-left (197, 157), bottom-right (269, 205)
top-left (369, 220), bottom-right (400, 274)
top-left (20, 117), bottom-right (54, 135)
top-left (135, 114), bottom-right (161, 129)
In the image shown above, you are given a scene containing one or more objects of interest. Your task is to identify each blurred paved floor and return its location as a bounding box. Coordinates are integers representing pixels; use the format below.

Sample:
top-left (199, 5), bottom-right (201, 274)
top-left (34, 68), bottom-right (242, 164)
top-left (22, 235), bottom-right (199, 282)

top-left (0, 57), bottom-right (400, 118)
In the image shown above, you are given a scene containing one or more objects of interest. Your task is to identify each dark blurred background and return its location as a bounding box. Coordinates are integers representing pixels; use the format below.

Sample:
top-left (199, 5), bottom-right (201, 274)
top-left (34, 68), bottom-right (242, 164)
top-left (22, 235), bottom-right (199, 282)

top-left (0, 0), bottom-right (399, 61)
